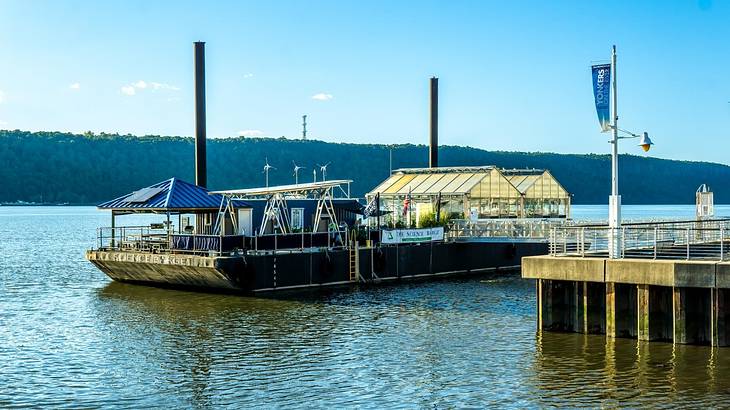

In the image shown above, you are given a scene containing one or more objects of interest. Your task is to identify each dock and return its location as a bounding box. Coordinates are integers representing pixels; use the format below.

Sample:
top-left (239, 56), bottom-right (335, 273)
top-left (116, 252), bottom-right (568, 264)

top-left (523, 219), bottom-right (730, 346)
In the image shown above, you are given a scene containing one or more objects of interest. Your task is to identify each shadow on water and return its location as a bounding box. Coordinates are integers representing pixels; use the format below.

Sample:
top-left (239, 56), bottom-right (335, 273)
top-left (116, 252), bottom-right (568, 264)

top-left (532, 331), bottom-right (730, 407)
top-left (99, 270), bottom-right (528, 311)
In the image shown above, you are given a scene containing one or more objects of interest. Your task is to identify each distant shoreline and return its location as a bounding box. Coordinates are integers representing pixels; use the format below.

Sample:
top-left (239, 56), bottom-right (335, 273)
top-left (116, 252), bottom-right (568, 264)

top-left (2, 130), bottom-right (729, 205)
top-left (0, 203), bottom-right (77, 206)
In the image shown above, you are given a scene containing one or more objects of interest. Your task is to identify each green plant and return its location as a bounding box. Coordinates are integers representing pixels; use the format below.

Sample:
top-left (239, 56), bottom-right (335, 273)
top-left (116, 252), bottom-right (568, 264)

top-left (418, 211), bottom-right (451, 228)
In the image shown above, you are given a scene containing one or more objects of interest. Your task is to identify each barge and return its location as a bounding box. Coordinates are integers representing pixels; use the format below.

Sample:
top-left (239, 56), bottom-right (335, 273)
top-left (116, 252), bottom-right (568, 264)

top-left (85, 177), bottom-right (552, 294)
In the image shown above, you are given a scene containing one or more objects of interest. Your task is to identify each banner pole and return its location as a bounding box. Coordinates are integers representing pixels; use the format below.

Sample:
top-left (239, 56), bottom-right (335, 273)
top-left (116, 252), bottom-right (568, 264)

top-left (609, 44), bottom-right (622, 259)
top-left (611, 45), bottom-right (619, 204)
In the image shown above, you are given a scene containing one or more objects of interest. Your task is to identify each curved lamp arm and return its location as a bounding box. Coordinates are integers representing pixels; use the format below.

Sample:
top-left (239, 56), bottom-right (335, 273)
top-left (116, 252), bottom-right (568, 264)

top-left (608, 125), bottom-right (643, 139)
top-left (608, 125), bottom-right (654, 152)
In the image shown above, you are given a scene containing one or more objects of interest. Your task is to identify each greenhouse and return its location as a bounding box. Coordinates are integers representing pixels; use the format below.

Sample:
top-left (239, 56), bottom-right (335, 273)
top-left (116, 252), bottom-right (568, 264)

top-left (366, 166), bottom-right (571, 226)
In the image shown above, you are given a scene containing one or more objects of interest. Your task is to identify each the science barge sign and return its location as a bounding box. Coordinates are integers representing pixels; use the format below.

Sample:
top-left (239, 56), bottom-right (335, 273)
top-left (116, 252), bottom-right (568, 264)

top-left (381, 227), bottom-right (445, 244)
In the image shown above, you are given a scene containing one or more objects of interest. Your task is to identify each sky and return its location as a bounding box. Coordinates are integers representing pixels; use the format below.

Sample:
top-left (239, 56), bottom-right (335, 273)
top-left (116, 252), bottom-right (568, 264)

top-left (0, 0), bottom-right (729, 163)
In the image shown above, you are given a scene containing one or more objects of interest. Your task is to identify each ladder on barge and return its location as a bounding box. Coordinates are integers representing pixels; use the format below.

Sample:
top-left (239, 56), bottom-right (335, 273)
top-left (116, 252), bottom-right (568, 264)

top-left (349, 240), bottom-right (360, 283)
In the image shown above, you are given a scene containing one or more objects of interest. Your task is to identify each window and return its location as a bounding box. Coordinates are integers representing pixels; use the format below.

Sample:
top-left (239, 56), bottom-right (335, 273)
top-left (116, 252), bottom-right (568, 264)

top-left (291, 208), bottom-right (304, 231)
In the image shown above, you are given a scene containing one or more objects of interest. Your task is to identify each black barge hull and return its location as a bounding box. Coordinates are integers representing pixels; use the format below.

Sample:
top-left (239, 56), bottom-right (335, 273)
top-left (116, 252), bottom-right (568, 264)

top-left (86, 240), bottom-right (548, 294)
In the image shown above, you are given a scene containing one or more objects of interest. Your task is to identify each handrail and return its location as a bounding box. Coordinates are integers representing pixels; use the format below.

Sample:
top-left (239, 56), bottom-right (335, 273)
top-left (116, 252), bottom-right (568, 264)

top-left (446, 218), bottom-right (566, 240)
top-left (94, 224), bottom-right (355, 256)
top-left (549, 219), bottom-right (730, 261)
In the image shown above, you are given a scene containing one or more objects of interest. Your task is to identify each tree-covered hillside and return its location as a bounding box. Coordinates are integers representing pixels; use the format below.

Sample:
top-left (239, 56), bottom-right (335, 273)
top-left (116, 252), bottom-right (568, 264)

top-left (0, 130), bottom-right (726, 205)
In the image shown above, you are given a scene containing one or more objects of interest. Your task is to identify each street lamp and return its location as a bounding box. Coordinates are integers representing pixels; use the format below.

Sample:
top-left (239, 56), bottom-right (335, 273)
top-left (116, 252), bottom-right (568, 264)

top-left (604, 45), bottom-right (654, 258)
top-left (610, 127), bottom-right (653, 152)
top-left (639, 132), bottom-right (654, 152)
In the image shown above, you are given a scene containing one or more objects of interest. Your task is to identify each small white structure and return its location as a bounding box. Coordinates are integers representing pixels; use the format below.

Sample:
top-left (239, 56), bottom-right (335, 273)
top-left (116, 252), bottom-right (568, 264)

top-left (696, 184), bottom-right (714, 220)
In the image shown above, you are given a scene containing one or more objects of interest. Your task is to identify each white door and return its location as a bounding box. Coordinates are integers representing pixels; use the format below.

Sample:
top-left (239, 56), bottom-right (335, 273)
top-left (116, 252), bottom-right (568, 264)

top-left (237, 209), bottom-right (253, 236)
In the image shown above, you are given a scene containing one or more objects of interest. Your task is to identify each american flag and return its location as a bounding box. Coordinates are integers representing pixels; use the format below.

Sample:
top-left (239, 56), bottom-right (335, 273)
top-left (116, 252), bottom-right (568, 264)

top-left (402, 191), bottom-right (411, 217)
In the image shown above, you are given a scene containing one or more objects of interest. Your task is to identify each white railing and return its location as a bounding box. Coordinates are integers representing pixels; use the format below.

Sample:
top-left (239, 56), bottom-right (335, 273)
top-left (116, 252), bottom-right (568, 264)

top-left (97, 225), bottom-right (175, 253)
top-left (549, 219), bottom-right (730, 261)
top-left (447, 218), bottom-right (567, 240)
top-left (95, 225), bottom-right (356, 256)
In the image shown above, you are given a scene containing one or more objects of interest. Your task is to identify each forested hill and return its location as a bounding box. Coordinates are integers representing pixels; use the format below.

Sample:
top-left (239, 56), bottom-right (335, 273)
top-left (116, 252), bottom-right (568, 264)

top-left (0, 130), bottom-right (727, 205)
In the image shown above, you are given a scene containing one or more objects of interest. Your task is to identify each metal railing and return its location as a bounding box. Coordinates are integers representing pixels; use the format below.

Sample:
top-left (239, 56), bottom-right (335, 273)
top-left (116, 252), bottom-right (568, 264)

top-left (549, 219), bottom-right (730, 261)
top-left (247, 228), bottom-right (351, 254)
top-left (95, 225), bottom-right (354, 256)
top-left (447, 218), bottom-right (567, 240)
top-left (97, 225), bottom-right (175, 253)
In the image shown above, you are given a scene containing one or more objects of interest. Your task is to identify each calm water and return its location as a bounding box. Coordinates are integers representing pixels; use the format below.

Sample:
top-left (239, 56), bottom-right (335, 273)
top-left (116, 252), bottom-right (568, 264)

top-left (3, 205), bottom-right (730, 408)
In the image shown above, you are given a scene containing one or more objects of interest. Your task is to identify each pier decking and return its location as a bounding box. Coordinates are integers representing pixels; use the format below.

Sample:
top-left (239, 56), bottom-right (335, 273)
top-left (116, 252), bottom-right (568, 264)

top-left (523, 219), bottom-right (730, 346)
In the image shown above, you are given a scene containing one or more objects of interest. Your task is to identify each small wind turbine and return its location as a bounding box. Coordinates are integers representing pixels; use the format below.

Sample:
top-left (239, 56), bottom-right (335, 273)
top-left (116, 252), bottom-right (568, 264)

top-left (293, 161), bottom-right (306, 185)
top-left (263, 157), bottom-right (275, 187)
top-left (317, 162), bottom-right (331, 181)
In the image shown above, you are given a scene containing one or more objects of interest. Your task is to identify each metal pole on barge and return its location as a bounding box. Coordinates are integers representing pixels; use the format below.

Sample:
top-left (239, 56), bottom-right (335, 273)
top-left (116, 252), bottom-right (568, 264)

top-left (376, 193), bottom-right (381, 230)
top-left (194, 41), bottom-right (207, 188)
top-left (429, 77), bottom-right (438, 168)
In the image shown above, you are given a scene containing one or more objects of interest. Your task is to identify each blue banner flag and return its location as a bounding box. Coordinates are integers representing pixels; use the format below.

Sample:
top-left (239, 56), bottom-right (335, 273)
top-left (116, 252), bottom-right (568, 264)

top-left (591, 64), bottom-right (611, 132)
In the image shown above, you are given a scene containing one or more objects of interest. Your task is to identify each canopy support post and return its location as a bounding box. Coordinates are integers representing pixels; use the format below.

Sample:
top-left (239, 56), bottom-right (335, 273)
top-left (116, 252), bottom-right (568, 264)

top-left (313, 186), bottom-right (339, 233)
top-left (111, 210), bottom-right (116, 248)
top-left (166, 211), bottom-right (171, 248)
top-left (260, 193), bottom-right (291, 235)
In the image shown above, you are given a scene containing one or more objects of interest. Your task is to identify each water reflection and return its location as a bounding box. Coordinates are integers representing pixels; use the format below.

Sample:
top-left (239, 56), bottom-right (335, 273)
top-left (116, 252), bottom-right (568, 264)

top-left (91, 277), bottom-right (542, 407)
top-left (94, 279), bottom-right (730, 408)
top-left (96, 282), bottom-right (332, 407)
top-left (533, 331), bottom-right (730, 407)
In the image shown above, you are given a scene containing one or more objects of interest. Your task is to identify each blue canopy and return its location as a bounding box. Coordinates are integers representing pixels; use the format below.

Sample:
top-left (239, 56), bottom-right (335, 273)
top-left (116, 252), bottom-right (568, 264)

top-left (97, 178), bottom-right (248, 212)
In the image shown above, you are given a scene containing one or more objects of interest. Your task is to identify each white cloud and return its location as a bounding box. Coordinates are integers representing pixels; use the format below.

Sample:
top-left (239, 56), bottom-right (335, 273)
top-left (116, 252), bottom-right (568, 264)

top-left (0, 90), bottom-right (5, 103)
top-left (120, 85), bottom-right (136, 96)
top-left (243, 73), bottom-right (254, 79)
top-left (150, 82), bottom-right (181, 91)
top-left (120, 80), bottom-right (180, 96)
top-left (69, 82), bottom-right (81, 90)
top-left (311, 93), bottom-right (333, 101)
top-left (238, 129), bottom-right (265, 137)
top-left (0, 120), bottom-right (7, 126)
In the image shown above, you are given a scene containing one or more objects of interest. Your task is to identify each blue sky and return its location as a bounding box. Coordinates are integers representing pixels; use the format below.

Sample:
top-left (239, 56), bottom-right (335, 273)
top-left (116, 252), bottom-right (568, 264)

top-left (0, 0), bottom-right (728, 163)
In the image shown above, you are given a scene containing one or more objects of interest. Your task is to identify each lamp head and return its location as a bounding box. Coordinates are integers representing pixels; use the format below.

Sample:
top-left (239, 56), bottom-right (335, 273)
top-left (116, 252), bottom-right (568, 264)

top-left (639, 132), bottom-right (653, 152)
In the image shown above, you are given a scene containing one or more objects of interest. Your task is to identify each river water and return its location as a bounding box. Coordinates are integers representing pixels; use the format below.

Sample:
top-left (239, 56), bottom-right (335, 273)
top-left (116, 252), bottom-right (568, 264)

top-left (3, 205), bottom-right (730, 408)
